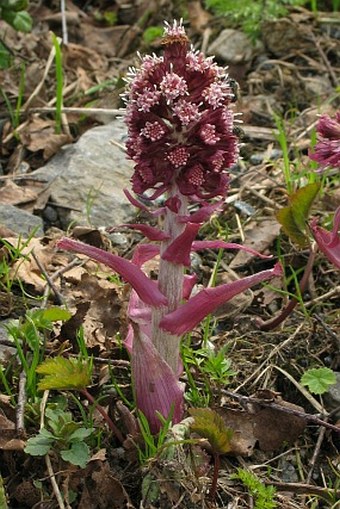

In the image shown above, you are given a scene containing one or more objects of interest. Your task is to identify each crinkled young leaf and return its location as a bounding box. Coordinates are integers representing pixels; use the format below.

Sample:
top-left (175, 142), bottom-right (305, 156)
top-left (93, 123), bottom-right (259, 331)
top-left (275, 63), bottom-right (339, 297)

top-left (160, 263), bottom-right (283, 335)
top-left (57, 237), bottom-right (167, 307)
top-left (189, 408), bottom-right (233, 455)
top-left (37, 357), bottom-right (92, 391)
top-left (276, 183), bottom-right (320, 247)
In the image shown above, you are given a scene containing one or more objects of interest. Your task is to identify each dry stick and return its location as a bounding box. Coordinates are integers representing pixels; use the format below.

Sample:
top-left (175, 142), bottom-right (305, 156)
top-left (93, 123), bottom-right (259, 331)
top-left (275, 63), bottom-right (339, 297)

top-left (16, 371), bottom-right (27, 436)
top-left (310, 31), bottom-right (339, 87)
top-left (263, 480), bottom-right (339, 502)
top-left (41, 257), bottom-right (83, 308)
top-left (221, 390), bottom-right (340, 433)
top-left (257, 246), bottom-right (317, 331)
top-left (235, 322), bottom-right (304, 393)
top-left (60, 0), bottom-right (68, 45)
top-left (20, 107), bottom-right (123, 116)
top-left (31, 251), bottom-right (65, 306)
top-left (39, 391), bottom-right (66, 509)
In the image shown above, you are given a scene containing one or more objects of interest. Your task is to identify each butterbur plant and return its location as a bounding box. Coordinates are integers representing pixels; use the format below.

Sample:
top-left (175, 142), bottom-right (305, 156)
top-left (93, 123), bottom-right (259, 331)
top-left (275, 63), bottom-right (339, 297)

top-left (57, 20), bottom-right (282, 432)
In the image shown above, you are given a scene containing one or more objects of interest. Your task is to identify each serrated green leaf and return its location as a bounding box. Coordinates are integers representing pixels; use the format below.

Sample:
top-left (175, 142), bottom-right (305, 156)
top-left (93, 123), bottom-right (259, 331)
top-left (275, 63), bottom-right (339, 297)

top-left (37, 356), bottom-right (92, 391)
top-left (60, 441), bottom-right (90, 468)
top-left (24, 429), bottom-right (55, 456)
top-left (189, 408), bottom-right (233, 455)
top-left (301, 367), bottom-right (336, 395)
top-left (276, 183), bottom-right (320, 247)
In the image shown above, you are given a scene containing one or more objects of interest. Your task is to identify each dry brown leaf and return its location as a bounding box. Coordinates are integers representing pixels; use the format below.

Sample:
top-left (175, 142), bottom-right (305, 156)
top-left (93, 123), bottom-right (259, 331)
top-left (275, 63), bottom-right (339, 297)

top-left (217, 392), bottom-right (306, 456)
top-left (0, 180), bottom-right (38, 207)
top-left (187, 1), bottom-right (212, 33)
top-left (20, 117), bottom-right (72, 160)
top-left (230, 219), bottom-right (282, 268)
top-left (0, 415), bottom-right (25, 451)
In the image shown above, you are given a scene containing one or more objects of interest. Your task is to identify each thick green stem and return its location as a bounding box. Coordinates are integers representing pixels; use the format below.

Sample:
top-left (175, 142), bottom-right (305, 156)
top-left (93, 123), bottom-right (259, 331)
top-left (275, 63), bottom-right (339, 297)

top-left (151, 187), bottom-right (188, 373)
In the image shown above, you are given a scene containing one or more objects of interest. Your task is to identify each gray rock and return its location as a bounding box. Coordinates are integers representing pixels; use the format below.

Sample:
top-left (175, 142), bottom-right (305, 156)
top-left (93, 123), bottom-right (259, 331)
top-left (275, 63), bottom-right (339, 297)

top-left (324, 371), bottom-right (340, 419)
top-left (31, 119), bottom-right (135, 229)
top-left (208, 29), bottom-right (263, 64)
top-left (0, 204), bottom-right (44, 236)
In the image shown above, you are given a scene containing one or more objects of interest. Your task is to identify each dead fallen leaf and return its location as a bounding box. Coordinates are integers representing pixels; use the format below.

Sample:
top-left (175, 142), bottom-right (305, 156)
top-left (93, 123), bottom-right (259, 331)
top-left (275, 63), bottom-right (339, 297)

top-left (230, 219), bottom-right (282, 268)
top-left (0, 181), bottom-right (38, 207)
top-left (20, 117), bottom-right (72, 160)
top-left (187, 1), bottom-right (212, 33)
top-left (217, 392), bottom-right (306, 456)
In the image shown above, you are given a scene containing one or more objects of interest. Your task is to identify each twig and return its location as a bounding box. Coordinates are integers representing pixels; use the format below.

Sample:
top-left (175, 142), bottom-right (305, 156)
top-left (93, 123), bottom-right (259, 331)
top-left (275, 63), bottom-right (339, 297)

top-left (222, 390), bottom-right (340, 433)
top-left (16, 370), bottom-right (27, 436)
top-left (263, 480), bottom-right (339, 501)
top-left (306, 426), bottom-right (327, 484)
top-left (45, 455), bottom-right (66, 509)
top-left (60, 0), bottom-right (68, 46)
top-left (314, 313), bottom-right (340, 349)
top-left (19, 107), bottom-right (123, 116)
top-left (31, 251), bottom-right (65, 307)
top-left (41, 257), bottom-right (83, 308)
top-left (304, 285), bottom-right (340, 308)
top-left (235, 322), bottom-right (304, 393)
top-left (309, 31), bottom-right (339, 87)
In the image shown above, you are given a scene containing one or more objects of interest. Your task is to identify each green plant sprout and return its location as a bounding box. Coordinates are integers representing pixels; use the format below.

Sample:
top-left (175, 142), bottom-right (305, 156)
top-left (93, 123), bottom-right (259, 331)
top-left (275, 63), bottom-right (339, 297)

top-left (36, 355), bottom-right (124, 444)
top-left (301, 367), bottom-right (336, 395)
top-left (204, 0), bottom-right (307, 39)
top-left (25, 403), bottom-right (95, 468)
top-left (137, 407), bottom-right (174, 464)
top-left (232, 468), bottom-right (277, 509)
top-left (4, 307), bottom-right (72, 398)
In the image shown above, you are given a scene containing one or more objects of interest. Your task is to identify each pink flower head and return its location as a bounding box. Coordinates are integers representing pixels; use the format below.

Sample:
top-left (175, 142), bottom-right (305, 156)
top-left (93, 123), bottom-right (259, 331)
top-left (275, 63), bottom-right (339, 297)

top-left (309, 112), bottom-right (340, 169)
top-left (124, 20), bottom-right (238, 199)
top-left (310, 206), bottom-right (340, 269)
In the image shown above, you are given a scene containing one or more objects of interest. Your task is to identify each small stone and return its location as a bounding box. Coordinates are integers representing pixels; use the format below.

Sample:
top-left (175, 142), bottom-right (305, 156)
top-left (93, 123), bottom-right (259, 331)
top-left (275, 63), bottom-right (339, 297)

top-left (0, 204), bottom-right (44, 237)
top-left (42, 205), bottom-right (58, 224)
top-left (208, 29), bottom-right (263, 64)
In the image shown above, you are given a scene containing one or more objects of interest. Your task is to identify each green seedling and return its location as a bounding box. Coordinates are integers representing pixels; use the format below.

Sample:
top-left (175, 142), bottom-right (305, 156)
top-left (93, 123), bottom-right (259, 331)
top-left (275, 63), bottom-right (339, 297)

top-left (231, 468), bottom-right (277, 509)
top-left (137, 408), bottom-right (174, 464)
top-left (204, 0), bottom-right (306, 40)
top-left (25, 403), bottom-right (95, 468)
top-left (5, 307), bottom-right (72, 399)
top-left (37, 355), bottom-right (124, 443)
top-left (301, 367), bottom-right (336, 395)
top-left (190, 408), bottom-right (233, 501)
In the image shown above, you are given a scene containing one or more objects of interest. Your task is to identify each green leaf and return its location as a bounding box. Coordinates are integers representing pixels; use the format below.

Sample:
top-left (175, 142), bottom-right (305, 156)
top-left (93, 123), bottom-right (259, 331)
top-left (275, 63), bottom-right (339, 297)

top-left (189, 408), bottom-right (233, 455)
top-left (0, 41), bottom-right (12, 69)
top-left (69, 427), bottom-right (94, 442)
top-left (40, 307), bottom-right (72, 323)
top-left (37, 356), bottom-right (92, 391)
top-left (24, 428), bottom-right (55, 456)
top-left (1, 9), bottom-right (32, 32)
top-left (60, 441), bottom-right (90, 468)
top-left (301, 367), bottom-right (336, 395)
top-left (276, 183), bottom-right (320, 247)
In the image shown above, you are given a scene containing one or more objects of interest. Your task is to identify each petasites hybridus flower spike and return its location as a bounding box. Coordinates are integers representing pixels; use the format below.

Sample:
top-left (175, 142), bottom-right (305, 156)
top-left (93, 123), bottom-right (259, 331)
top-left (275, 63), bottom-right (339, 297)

top-left (57, 20), bottom-right (283, 433)
top-left (309, 112), bottom-right (340, 169)
top-left (123, 19), bottom-right (238, 199)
